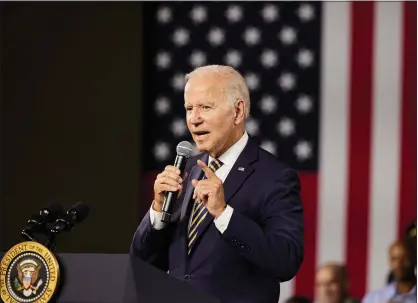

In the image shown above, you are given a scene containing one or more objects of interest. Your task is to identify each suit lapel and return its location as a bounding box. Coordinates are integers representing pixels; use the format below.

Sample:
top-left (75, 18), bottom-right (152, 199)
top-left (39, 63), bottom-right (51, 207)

top-left (223, 161), bottom-right (254, 204)
top-left (223, 137), bottom-right (258, 204)
top-left (180, 154), bottom-right (207, 224)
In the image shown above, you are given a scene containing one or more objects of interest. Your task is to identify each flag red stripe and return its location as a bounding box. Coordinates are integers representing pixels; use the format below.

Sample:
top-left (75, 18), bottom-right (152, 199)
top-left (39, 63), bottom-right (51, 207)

top-left (345, 2), bottom-right (374, 299)
top-left (398, 1), bottom-right (417, 236)
top-left (294, 172), bottom-right (318, 298)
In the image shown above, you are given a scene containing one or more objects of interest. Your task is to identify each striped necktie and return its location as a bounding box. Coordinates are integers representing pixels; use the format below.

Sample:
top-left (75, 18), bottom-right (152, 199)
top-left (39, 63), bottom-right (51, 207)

top-left (187, 158), bottom-right (224, 255)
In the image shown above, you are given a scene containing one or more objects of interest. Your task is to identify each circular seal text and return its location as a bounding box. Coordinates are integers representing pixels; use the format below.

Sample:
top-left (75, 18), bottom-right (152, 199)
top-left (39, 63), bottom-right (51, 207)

top-left (1, 241), bottom-right (60, 303)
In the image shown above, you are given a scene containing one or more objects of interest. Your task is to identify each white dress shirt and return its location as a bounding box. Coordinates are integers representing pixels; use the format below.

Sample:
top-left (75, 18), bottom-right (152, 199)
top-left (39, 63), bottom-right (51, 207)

top-left (150, 131), bottom-right (249, 234)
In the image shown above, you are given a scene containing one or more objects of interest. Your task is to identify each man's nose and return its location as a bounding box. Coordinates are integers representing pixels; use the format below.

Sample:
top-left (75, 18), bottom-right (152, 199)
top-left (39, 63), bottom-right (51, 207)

top-left (189, 108), bottom-right (202, 124)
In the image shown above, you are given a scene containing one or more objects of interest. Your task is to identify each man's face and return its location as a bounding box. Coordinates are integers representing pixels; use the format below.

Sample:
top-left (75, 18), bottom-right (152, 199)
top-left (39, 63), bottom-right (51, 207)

top-left (315, 267), bottom-right (344, 303)
top-left (390, 243), bottom-right (413, 281)
top-left (184, 76), bottom-right (237, 157)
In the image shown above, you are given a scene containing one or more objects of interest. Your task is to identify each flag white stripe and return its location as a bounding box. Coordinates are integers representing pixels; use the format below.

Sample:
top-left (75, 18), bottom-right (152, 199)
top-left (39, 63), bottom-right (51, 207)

top-left (367, 1), bottom-right (402, 292)
top-left (279, 280), bottom-right (294, 303)
top-left (317, 2), bottom-right (350, 270)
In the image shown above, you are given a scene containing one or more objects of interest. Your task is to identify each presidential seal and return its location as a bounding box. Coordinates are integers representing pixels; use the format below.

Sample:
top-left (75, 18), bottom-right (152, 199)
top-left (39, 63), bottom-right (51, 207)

top-left (1, 241), bottom-right (60, 303)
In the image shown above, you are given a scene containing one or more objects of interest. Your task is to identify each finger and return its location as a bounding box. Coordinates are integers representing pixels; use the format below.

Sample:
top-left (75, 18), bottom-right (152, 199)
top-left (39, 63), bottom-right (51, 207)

top-left (160, 171), bottom-right (183, 184)
top-left (165, 165), bottom-right (181, 175)
top-left (158, 176), bottom-right (180, 188)
top-left (197, 188), bottom-right (209, 203)
top-left (157, 184), bottom-right (182, 194)
top-left (192, 179), bottom-right (199, 199)
top-left (191, 179), bottom-right (199, 187)
top-left (197, 159), bottom-right (216, 179)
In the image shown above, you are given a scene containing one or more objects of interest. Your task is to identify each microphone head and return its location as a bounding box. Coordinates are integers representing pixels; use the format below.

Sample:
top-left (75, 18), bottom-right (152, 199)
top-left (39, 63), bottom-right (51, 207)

top-left (176, 141), bottom-right (193, 158)
top-left (68, 202), bottom-right (89, 222)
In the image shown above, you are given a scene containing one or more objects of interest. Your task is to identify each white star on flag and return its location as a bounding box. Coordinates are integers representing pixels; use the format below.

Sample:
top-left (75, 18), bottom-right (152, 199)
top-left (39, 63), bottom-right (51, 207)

top-left (279, 26), bottom-right (297, 45)
top-left (156, 6), bottom-right (172, 24)
top-left (190, 5), bottom-right (207, 24)
top-left (277, 117), bottom-right (296, 137)
top-left (297, 49), bottom-right (314, 68)
top-left (189, 50), bottom-right (206, 67)
top-left (261, 49), bottom-right (278, 68)
top-left (243, 27), bottom-right (261, 46)
top-left (294, 140), bottom-right (312, 161)
top-left (154, 142), bottom-right (171, 162)
top-left (261, 4), bottom-right (279, 23)
top-left (155, 52), bottom-right (171, 69)
top-left (172, 28), bottom-right (190, 46)
top-left (245, 73), bottom-right (260, 91)
top-left (295, 95), bottom-right (313, 114)
top-left (245, 118), bottom-right (260, 136)
top-left (278, 72), bottom-right (296, 91)
top-left (297, 4), bottom-right (315, 22)
top-left (155, 96), bottom-right (171, 115)
top-left (171, 73), bottom-right (186, 91)
top-left (260, 95), bottom-right (278, 114)
top-left (224, 50), bottom-right (242, 67)
top-left (208, 27), bottom-right (225, 46)
top-left (225, 5), bottom-right (243, 23)
top-left (171, 118), bottom-right (188, 137)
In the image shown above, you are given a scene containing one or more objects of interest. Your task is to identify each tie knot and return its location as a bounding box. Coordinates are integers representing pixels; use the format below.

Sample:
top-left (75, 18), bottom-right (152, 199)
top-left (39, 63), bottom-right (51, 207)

top-left (208, 159), bottom-right (223, 172)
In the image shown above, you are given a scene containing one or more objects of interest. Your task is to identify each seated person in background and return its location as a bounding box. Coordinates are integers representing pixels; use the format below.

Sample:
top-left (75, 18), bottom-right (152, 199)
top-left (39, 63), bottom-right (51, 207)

top-left (363, 239), bottom-right (416, 303)
top-left (285, 295), bottom-right (312, 303)
top-left (387, 220), bottom-right (416, 283)
top-left (315, 262), bottom-right (360, 303)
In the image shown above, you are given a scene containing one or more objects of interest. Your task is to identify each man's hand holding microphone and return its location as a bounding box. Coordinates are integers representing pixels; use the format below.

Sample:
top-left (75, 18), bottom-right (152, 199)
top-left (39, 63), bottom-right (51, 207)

top-left (153, 166), bottom-right (184, 212)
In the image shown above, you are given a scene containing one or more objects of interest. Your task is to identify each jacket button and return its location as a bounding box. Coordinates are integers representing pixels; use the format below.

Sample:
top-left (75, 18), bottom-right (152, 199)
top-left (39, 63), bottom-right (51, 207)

top-left (184, 274), bottom-right (191, 281)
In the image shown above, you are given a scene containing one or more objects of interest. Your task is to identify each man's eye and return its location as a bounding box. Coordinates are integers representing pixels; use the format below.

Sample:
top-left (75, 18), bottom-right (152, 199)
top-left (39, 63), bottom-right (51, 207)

top-left (202, 106), bottom-right (210, 110)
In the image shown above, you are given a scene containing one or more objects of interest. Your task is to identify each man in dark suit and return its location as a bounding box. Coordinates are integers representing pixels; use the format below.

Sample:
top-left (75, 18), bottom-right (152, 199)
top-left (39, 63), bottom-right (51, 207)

top-left (131, 65), bottom-right (304, 303)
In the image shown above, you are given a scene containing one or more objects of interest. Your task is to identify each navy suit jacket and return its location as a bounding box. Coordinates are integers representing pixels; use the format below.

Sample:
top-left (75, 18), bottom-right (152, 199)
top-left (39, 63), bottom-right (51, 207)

top-left (131, 137), bottom-right (304, 303)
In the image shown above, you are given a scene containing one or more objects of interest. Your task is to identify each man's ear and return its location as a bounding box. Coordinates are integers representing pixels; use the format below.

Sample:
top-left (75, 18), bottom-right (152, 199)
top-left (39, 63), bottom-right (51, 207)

top-left (234, 100), bottom-right (246, 124)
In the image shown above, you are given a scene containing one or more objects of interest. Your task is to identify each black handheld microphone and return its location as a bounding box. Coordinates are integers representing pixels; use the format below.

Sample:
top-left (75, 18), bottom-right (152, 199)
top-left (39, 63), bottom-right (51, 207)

top-left (21, 203), bottom-right (64, 241)
top-left (161, 141), bottom-right (194, 223)
top-left (50, 201), bottom-right (89, 234)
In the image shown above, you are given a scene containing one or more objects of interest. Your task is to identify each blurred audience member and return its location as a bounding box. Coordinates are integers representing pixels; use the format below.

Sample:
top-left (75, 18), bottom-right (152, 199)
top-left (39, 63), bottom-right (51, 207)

top-left (363, 239), bottom-right (416, 303)
top-left (286, 295), bottom-right (312, 303)
top-left (315, 262), bottom-right (360, 303)
top-left (387, 220), bottom-right (416, 284)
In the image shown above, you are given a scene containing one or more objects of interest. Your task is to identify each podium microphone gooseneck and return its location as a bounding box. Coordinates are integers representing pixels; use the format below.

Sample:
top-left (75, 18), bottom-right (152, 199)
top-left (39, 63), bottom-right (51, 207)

top-left (21, 203), bottom-right (65, 242)
top-left (50, 201), bottom-right (90, 234)
top-left (161, 141), bottom-right (193, 223)
top-left (46, 201), bottom-right (89, 250)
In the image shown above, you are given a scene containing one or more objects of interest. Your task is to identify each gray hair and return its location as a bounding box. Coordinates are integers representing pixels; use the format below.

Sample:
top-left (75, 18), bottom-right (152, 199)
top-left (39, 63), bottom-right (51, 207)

top-left (185, 65), bottom-right (251, 118)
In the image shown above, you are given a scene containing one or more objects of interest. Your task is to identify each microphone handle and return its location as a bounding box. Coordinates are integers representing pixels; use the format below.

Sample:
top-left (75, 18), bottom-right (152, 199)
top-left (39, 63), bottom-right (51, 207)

top-left (161, 154), bottom-right (187, 223)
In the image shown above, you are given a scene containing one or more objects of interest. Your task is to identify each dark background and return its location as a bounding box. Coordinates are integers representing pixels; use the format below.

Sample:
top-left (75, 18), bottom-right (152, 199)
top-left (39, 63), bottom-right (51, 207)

top-left (0, 2), bottom-right (147, 253)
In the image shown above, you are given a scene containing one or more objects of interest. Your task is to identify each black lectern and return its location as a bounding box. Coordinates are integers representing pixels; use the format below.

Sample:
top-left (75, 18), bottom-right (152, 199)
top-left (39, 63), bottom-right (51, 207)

top-left (0, 252), bottom-right (221, 303)
top-left (55, 253), bottom-right (221, 303)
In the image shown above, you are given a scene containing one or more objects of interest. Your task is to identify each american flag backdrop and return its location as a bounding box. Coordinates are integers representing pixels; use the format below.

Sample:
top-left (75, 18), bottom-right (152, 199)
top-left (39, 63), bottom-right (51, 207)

top-left (140, 2), bottom-right (417, 302)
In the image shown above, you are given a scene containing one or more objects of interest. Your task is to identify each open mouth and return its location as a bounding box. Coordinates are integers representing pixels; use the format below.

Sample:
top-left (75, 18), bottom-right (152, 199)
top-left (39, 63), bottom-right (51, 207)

top-left (194, 131), bottom-right (210, 140)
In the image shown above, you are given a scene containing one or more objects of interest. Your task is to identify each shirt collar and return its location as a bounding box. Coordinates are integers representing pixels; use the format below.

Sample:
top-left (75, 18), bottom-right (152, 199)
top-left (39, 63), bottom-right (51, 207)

top-left (208, 131), bottom-right (249, 167)
top-left (386, 282), bottom-right (417, 297)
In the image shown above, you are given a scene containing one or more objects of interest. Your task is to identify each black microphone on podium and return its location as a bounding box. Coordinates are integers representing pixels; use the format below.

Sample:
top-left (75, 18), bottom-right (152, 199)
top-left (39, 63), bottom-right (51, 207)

top-left (161, 141), bottom-right (194, 223)
top-left (21, 203), bottom-right (65, 241)
top-left (50, 201), bottom-right (90, 234)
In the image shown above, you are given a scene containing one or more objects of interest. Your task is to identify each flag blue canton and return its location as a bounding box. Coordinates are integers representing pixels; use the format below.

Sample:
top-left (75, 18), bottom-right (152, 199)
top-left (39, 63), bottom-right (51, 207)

top-left (142, 2), bottom-right (321, 172)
